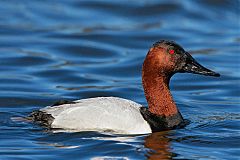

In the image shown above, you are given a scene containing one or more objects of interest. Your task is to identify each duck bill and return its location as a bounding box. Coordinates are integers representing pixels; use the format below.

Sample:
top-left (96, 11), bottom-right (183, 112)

top-left (181, 52), bottom-right (220, 77)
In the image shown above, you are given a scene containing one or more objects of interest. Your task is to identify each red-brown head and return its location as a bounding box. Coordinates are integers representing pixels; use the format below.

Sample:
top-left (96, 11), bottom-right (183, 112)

top-left (142, 40), bottom-right (220, 117)
top-left (143, 40), bottom-right (220, 78)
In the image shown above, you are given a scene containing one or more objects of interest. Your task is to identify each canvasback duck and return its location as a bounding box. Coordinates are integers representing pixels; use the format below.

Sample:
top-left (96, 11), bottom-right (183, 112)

top-left (29, 40), bottom-right (220, 134)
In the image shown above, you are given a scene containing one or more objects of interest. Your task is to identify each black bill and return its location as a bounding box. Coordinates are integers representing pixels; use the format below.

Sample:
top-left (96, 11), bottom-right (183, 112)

top-left (181, 52), bottom-right (220, 77)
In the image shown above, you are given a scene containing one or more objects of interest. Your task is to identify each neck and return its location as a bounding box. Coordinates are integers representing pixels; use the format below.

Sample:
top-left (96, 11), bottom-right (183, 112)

top-left (142, 48), bottom-right (179, 117)
top-left (142, 72), bottom-right (178, 116)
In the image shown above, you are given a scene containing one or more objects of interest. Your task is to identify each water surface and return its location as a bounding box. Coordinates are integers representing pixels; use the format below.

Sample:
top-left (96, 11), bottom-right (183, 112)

top-left (0, 0), bottom-right (239, 159)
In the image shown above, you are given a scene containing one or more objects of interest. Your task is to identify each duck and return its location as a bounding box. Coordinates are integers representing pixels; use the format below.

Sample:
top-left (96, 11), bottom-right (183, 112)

top-left (29, 40), bottom-right (220, 134)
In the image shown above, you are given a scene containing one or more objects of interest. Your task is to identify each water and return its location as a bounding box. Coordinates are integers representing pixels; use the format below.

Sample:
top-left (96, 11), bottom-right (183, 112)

top-left (0, 0), bottom-right (239, 159)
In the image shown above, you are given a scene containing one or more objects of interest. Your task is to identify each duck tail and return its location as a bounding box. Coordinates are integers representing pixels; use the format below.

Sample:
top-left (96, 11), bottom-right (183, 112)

top-left (28, 110), bottom-right (54, 127)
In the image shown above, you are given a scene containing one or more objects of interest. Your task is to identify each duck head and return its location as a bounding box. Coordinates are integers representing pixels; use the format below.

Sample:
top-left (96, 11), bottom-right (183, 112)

top-left (145, 40), bottom-right (220, 78)
top-left (142, 40), bottom-right (220, 123)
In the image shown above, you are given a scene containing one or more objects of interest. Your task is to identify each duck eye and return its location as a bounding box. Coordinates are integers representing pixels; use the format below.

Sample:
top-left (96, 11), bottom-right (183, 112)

top-left (169, 49), bottom-right (175, 55)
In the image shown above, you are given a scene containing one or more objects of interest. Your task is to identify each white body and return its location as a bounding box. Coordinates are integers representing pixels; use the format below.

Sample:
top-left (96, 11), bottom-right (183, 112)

top-left (41, 97), bottom-right (151, 134)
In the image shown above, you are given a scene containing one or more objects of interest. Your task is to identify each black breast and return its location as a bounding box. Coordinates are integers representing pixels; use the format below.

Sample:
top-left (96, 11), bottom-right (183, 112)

top-left (140, 107), bottom-right (188, 132)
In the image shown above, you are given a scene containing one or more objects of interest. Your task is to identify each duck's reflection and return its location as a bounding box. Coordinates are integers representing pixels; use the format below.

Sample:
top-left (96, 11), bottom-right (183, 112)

top-left (34, 130), bottom-right (175, 159)
top-left (144, 131), bottom-right (173, 160)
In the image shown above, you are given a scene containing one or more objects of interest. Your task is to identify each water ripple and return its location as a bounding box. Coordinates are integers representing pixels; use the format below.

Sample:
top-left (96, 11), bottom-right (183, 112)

top-left (0, 0), bottom-right (239, 160)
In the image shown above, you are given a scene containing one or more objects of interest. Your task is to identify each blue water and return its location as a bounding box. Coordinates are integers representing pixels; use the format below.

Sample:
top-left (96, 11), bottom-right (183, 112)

top-left (0, 0), bottom-right (239, 159)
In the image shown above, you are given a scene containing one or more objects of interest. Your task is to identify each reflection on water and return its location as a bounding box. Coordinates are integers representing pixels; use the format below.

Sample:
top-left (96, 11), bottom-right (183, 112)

top-left (0, 0), bottom-right (239, 159)
top-left (144, 132), bottom-right (172, 160)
